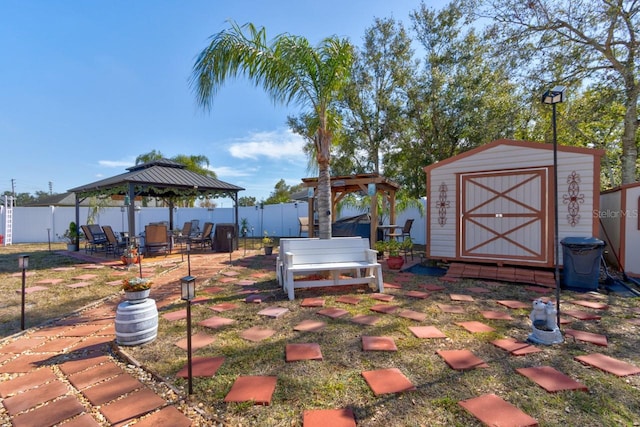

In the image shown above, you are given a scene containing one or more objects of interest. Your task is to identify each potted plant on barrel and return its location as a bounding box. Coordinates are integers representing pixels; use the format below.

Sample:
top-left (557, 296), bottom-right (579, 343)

top-left (262, 231), bottom-right (275, 255)
top-left (59, 221), bottom-right (80, 251)
top-left (375, 238), bottom-right (412, 270)
top-left (122, 277), bottom-right (152, 303)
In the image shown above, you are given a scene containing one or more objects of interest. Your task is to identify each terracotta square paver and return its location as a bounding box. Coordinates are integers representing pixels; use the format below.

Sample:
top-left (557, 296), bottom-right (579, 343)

top-left (563, 309), bottom-right (601, 321)
top-left (570, 300), bottom-right (608, 310)
top-left (37, 336), bottom-right (83, 353)
top-left (362, 336), bottom-right (397, 351)
top-left (420, 284), bottom-right (445, 291)
top-left (408, 325), bottom-right (447, 339)
top-left (574, 353), bottom-right (640, 376)
top-left (317, 307), bottom-right (349, 318)
top-left (480, 310), bottom-right (514, 321)
top-left (405, 290), bottom-right (429, 299)
top-left (371, 293), bottom-right (394, 302)
top-left (517, 366), bottom-right (588, 392)
top-left (286, 343), bottom-right (323, 362)
top-left (57, 413), bottom-right (101, 427)
top-left (397, 309), bottom-right (427, 322)
top-left (162, 309), bottom-right (187, 321)
top-left (21, 285), bottom-right (49, 294)
top-left (10, 395), bottom-right (85, 427)
top-left (258, 306), bottom-right (289, 318)
top-left (450, 294), bottom-right (474, 302)
top-left (301, 298), bottom-right (325, 307)
top-left (0, 336), bottom-right (46, 353)
top-left (81, 373), bottom-right (143, 405)
top-left (361, 368), bottom-right (416, 395)
top-left (132, 406), bottom-right (192, 427)
top-left (3, 379), bottom-right (68, 415)
top-left (492, 338), bottom-right (542, 356)
top-left (525, 285), bottom-right (552, 294)
top-left (36, 278), bottom-right (64, 285)
top-left (68, 361), bottom-right (124, 389)
top-left (67, 282), bottom-right (92, 288)
top-left (71, 274), bottom-right (98, 280)
top-left (174, 332), bottom-right (216, 351)
top-left (369, 304), bottom-right (399, 314)
top-left (219, 277), bottom-right (236, 283)
top-left (458, 393), bottom-right (537, 427)
top-left (497, 300), bottom-right (531, 309)
top-left (203, 286), bottom-right (225, 294)
top-left (456, 321), bottom-right (495, 333)
top-left (198, 316), bottom-right (236, 329)
top-left (303, 408), bottom-right (356, 427)
top-left (0, 353), bottom-right (54, 373)
top-left (100, 388), bottom-right (166, 426)
top-left (63, 324), bottom-right (108, 337)
top-left (59, 355), bottom-right (111, 375)
top-left (210, 302), bottom-right (239, 312)
top-left (565, 329), bottom-right (608, 346)
top-left (176, 356), bottom-right (225, 378)
top-left (240, 326), bottom-right (276, 342)
top-left (236, 279), bottom-right (256, 286)
top-left (439, 276), bottom-right (460, 283)
top-left (293, 319), bottom-right (326, 332)
top-left (224, 376), bottom-right (277, 405)
top-left (383, 282), bottom-right (403, 289)
top-left (437, 349), bottom-right (489, 370)
top-left (437, 304), bottom-right (465, 314)
top-left (222, 270), bottom-right (240, 276)
top-left (335, 296), bottom-right (362, 305)
top-left (351, 314), bottom-right (381, 325)
top-left (0, 367), bottom-right (57, 397)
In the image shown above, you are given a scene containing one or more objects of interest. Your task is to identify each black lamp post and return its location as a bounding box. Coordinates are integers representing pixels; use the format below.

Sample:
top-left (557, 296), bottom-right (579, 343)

top-left (186, 242), bottom-right (191, 276)
top-left (542, 85), bottom-right (566, 328)
top-left (181, 275), bottom-right (196, 395)
top-left (18, 255), bottom-right (29, 330)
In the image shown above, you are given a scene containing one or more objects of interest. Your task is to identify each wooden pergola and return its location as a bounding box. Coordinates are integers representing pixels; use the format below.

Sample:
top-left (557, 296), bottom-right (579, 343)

top-left (301, 173), bottom-right (400, 247)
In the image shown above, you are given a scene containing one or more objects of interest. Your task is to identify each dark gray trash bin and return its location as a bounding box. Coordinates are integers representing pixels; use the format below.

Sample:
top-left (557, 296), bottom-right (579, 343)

top-left (561, 237), bottom-right (605, 292)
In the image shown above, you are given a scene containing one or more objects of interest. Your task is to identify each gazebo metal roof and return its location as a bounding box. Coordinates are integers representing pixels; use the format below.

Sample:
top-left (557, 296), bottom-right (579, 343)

top-left (67, 159), bottom-right (245, 249)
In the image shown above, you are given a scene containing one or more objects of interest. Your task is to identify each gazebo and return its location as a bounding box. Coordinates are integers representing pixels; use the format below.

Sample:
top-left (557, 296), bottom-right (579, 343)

top-left (68, 159), bottom-right (244, 250)
top-left (301, 173), bottom-right (400, 247)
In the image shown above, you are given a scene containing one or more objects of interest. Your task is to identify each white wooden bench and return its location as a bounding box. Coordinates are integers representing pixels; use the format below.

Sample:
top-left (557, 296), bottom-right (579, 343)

top-left (278, 237), bottom-right (384, 300)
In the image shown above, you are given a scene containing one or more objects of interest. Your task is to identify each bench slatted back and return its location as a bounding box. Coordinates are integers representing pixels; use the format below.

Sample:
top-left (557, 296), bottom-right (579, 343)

top-left (285, 237), bottom-right (371, 264)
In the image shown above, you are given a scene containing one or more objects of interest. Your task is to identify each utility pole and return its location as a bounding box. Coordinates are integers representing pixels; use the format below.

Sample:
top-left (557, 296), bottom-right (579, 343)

top-left (49, 181), bottom-right (53, 195)
top-left (11, 178), bottom-right (16, 198)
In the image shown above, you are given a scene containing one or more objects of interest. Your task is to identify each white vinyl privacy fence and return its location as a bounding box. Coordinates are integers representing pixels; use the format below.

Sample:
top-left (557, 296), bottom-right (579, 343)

top-left (0, 200), bottom-right (426, 246)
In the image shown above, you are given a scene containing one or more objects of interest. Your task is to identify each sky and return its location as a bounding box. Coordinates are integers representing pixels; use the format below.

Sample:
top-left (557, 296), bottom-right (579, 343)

top-left (0, 0), bottom-right (446, 205)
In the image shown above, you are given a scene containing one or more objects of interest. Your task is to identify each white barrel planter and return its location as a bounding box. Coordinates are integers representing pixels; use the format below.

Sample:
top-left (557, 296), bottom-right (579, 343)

top-left (115, 298), bottom-right (158, 346)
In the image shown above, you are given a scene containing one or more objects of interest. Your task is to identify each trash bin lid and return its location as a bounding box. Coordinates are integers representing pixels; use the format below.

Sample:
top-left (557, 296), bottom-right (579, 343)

top-left (560, 236), bottom-right (605, 247)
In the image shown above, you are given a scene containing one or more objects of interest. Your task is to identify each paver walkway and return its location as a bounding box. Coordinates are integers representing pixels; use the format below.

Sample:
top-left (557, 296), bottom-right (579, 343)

top-left (0, 249), bottom-right (232, 426)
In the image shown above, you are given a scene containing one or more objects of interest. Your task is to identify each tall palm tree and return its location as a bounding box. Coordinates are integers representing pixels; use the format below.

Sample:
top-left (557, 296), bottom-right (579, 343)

top-left (191, 21), bottom-right (353, 239)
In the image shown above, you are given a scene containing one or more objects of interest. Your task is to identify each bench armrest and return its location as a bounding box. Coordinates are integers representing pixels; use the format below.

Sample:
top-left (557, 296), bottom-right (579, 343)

top-left (365, 248), bottom-right (378, 263)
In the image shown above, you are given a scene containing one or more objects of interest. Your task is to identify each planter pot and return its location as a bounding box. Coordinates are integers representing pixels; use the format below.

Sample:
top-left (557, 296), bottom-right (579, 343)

top-left (386, 255), bottom-right (404, 270)
top-left (66, 243), bottom-right (78, 251)
top-left (121, 255), bottom-right (142, 265)
top-left (264, 246), bottom-right (274, 256)
top-left (124, 288), bottom-right (151, 303)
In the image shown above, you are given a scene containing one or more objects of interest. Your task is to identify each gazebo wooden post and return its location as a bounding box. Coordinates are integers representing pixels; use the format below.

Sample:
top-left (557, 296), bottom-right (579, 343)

top-left (127, 183), bottom-right (136, 239)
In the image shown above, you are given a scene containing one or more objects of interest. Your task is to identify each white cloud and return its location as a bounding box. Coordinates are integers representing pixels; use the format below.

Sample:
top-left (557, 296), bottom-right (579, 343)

top-left (213, 165), bottom-right (256, 178)
top-left (98, 159), bottom-right (135, 168)
top-left (228, 129), bottom-right (306, 161)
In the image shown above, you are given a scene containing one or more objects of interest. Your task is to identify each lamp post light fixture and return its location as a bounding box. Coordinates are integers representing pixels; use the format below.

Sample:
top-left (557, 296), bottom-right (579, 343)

top-left (227, 231), bottom-right (232, 263)
top-left (18, 255), bottom-right (29, 330)
top-left (180, 275), bottom-right (196, 395)
top-left (542, 85), bottom-right (566, 329)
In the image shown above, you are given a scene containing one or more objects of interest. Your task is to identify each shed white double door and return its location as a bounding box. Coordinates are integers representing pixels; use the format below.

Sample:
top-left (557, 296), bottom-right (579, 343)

top-left (460, 167), bottom-right (552, 266)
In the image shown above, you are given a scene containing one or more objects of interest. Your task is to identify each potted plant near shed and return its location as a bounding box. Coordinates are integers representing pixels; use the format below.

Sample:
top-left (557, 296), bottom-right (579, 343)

top-left (121, 245), bottom-right (142, 265)
top-left (59, 221), bottom-right (80, 251)
top-left (262, 231), bottom-right (275, 255)
top-left (375, 238), bottom-right (412, 270)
